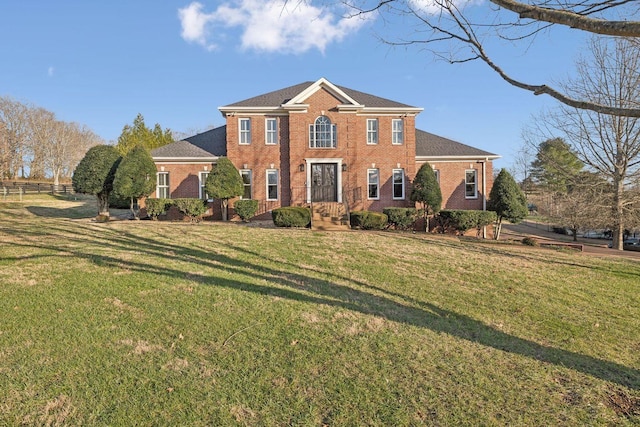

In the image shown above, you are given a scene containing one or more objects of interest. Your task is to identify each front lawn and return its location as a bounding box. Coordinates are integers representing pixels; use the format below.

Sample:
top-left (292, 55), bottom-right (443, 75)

top-left (1, 194), bottom-right (639, 425)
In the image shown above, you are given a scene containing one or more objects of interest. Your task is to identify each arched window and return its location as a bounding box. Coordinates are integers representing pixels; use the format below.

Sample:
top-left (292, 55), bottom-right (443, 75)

top-left (309, 116), bottom-right (336, 148)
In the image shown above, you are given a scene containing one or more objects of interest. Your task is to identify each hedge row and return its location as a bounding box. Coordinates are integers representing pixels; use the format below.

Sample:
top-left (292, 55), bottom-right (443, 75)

top-left (272, 207), bottom-right (311, 228)
top-left (145, 198), bottom-right (207, 221)
top-left (436, 210), bottom-right (496, 235)
top-left (350, 210), bottom-right (388, 230)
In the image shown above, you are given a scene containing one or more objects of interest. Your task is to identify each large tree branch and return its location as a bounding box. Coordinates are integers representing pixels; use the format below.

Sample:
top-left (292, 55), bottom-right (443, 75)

top-left (490, 0), bottom-right (640, 36)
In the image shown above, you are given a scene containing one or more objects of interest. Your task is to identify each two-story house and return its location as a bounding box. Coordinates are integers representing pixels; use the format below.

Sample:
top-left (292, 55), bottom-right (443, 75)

top-left (150, 78), bottom-right (499, 221)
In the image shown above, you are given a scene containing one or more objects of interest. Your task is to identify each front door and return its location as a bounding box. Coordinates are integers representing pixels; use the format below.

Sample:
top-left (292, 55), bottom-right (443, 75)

top-left (311, 163), bottom-right (337, 202)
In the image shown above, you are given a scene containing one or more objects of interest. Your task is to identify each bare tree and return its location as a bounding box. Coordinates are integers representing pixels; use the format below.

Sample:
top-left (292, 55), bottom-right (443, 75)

top-left (543, 37), bottom-right (640, 250)
top-left (323, 0), bottom-right (640, 116)
top-left (0, 96), bottom-right (30, 179)
top-left (27, 107), bottom-right (57, 180)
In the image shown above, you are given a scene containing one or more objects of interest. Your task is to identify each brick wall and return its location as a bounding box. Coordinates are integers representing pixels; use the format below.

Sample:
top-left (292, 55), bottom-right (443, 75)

top-left (421, 160), bottom-right (494, 210)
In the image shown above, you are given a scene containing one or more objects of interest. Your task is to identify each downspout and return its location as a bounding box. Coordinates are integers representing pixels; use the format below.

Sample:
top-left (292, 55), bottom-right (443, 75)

top-left (482, 158), bottom-right (487, 239)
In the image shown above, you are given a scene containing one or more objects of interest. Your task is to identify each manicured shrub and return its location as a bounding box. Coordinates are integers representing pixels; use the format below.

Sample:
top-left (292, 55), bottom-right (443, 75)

top-left (383, 207), bottom-right (420, 230)
top-left (145, 198), bottom-right (170, 220)
top-left (350, 211), bottom-right (388, 230)
top-left (522, 237), bottom-right (538, 246)
top-left (173, 198), bottom-right (208, 222)
top-left (234, 199), bottom-right (259, 222)
top-left (272, 207), bottom-right (311, 228)
top-left (437, 210), bottom-right (497, 236)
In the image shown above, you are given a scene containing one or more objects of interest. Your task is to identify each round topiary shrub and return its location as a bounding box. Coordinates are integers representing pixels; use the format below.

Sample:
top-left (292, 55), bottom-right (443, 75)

top-left (383, 207), bottom-right (419, 230)
top-left (145, 198), bottom-right (170, 220)
top-left (234, 199), bottom-right (259, 222)
top-left (350, 210), bottom-right (388, 230)
top-left (272, 207), bottom-right (311, 228)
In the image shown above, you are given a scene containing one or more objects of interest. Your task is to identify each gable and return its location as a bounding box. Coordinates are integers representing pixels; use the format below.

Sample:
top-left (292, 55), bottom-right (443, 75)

top-left (219, 78), bottom-right (423, 116)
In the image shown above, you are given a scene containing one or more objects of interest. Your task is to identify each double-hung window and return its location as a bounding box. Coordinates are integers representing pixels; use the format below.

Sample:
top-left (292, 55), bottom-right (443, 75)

top-left (392, 169), bottom-right (405, 200)
top-left (266, 169), bottom-right (278, 201)
top-left (366, 119), bottom-right (378, 145)
top-left (367, 169), bottom-right (379, 200)
top-left (157, 172), bottom-right (169, 198)
top-left (239, 118), bottom-right (251, 145)
top-left (199, 171), bottom-right (209, 200)
top-left (465, 169), bottom-right (478, 198)
top-left (240, 169), bottom-right (252, 199)
top-left (392, 119), bottom-right (404, 145)
top-left (265, 118), bottom-right (277, 145)
top-left (309, 116), bottom-right (336, 148)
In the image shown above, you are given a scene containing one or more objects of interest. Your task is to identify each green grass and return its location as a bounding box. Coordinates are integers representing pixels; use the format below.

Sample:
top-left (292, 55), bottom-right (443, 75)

top-left (1, 194), bottom-right (639, 425)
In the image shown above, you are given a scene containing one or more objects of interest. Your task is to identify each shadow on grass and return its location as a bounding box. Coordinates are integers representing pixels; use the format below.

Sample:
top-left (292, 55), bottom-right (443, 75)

top-left (2, 218), bottom-right (639, 391)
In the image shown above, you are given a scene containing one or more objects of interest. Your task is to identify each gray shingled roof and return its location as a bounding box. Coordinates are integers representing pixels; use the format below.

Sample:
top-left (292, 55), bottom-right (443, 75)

top-left (151, 126), bottom-right (227, 158)
top-left (415, 129), bottom-right (498, 158)
top-left (223, 81), bottom-right (416, 109)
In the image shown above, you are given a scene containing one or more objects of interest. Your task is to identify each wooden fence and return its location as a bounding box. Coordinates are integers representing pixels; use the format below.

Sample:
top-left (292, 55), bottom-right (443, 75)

top-left (1, 181), bottom-right (73, 200)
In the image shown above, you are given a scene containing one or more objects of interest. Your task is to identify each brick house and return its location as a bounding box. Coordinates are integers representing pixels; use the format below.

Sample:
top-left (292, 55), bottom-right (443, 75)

top-left (150, 78), bottom-right (498, 222)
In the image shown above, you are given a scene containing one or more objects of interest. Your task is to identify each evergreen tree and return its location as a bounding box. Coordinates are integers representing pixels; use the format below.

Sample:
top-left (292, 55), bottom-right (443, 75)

top-left (116, 113), bottom-right (173, 155)
top-left (410, 163), bottom-right (442, 231)
top-left (530, 138), bottom-right (583, 193)
top-left (113, 145), bottom-right (158, 219)
top-left (204, 157), bottom-right (244, 221)
top-left (72, 145), bottom-right (121, 218)
top-left (488, 169), bottom-right (528, 240)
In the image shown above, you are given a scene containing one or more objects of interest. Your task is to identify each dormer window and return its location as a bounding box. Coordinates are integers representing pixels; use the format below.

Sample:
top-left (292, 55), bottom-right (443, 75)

top-left (309, 115), bottom-right (336, 148)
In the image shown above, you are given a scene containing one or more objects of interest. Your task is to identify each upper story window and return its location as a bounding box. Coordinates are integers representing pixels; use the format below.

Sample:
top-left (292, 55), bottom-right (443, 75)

top-left (366, 119), bottom-right (378, 145)
top-left (265, 118), bottom-right (277, 145)
top-left (240, 169), bottom-right (252, 199)
top-left (465, 169), bottom-right (478, 199)
top-left (434, 169), bottom-right (440, 183)
top-left (392, 169), bottom-right (405, 200)
top-left (157, 172), bottom-right (169, 199)
top-left (392, 119), bottom-right (404, 145)
top-left (239, 118), bottom-right (251, 145)
top-left (309, 115), bottom-right (336, 148)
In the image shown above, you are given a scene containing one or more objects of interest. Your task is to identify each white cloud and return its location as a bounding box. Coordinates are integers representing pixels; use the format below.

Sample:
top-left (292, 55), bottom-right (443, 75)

top-left (178, 0), bottom-right (371, 54)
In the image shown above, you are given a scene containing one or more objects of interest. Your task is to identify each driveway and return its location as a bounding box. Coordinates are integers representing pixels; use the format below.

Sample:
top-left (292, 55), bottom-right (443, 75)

top-left (501, 221), bottom-right (640, 261)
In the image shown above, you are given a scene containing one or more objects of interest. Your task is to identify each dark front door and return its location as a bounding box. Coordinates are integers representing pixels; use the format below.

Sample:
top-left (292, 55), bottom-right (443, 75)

top-left (311, 163), bottom-right (337, 202)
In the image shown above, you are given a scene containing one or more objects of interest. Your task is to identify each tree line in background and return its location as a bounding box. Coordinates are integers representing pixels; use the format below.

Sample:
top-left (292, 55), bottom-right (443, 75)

top-left (514, 37), bottom-right (640, 250)
top-left (0, 96), bottom-right (104, 185)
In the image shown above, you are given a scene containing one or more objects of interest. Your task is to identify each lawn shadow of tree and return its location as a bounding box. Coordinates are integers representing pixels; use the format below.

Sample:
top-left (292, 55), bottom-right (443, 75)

top-left (1, 218), bottom-right (639, 391)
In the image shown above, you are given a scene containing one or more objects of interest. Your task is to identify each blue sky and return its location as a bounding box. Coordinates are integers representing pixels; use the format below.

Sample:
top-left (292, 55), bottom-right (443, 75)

top-left (0, 1), bottom-right (589, 171)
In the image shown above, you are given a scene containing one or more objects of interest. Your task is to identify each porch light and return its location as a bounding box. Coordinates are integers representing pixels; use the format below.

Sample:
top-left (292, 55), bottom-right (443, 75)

top-left (342, 163), bottom-right (347, 172)
top-left (299, 163), bottom-right (305, 172)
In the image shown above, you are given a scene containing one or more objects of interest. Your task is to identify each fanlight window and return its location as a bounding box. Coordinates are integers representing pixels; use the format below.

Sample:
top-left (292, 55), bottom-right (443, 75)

top-left (309, 116), bottom-right (336, 148)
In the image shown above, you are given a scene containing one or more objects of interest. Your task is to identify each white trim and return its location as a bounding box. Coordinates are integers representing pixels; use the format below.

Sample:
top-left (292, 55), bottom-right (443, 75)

top-left (366, 118), bottom-right (378, 145)
top-left (240, 169), bottom-right (252, 200)
top-left (304, 158), bottom-right (344, 203)
top-left (465, 169), bottom-right (478, 199)
top-left (266, 169), bottom-right (279, 201)
top-left (285, 77), bottom-right (363, 109)
top-left (199, 171), bottom-right (210, 200)
top-left (392, 168), bottom-right (405, 200)
top-left (265, 117), bottom-right (278, 145)
top-left (392, 119), bottom-right (404, 145)
top-left (416, 155), bottom-right (501, 162)
top-left (367, 168), bottom-right (380, 200)
top-left (239, 118), bottom-right (251, 145)
top-left (156, 171), bottom-right (170, 199)
top-left (153, 158), bottom-right (218, 164)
